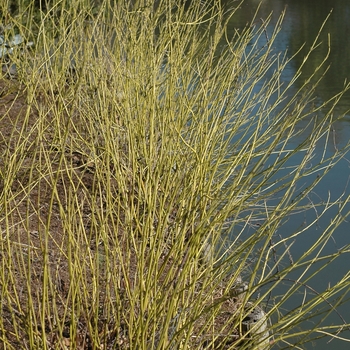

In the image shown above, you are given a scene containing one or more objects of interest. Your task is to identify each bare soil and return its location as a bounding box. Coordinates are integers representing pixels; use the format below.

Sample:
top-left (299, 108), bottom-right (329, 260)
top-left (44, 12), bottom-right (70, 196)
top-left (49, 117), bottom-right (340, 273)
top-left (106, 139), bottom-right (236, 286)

top-left (0, 76), bottom-right (264, 350)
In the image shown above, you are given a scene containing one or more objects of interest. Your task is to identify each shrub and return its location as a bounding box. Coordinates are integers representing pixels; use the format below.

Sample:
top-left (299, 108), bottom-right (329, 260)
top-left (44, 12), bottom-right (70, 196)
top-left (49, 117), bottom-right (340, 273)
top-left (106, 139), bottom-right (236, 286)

top-left (0, 0), bottom-right (349, 349)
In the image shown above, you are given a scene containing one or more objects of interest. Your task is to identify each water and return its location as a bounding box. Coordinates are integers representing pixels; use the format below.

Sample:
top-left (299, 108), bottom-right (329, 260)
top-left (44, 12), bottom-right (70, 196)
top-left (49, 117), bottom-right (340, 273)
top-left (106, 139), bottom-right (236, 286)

top-left (224, 0), bottom-right (350, 348)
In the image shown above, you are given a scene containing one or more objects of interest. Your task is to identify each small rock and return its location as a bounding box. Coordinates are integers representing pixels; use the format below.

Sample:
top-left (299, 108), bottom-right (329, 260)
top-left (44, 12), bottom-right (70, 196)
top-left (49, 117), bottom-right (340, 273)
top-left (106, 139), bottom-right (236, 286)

top-left (242, 303), bottom-right (270, 350)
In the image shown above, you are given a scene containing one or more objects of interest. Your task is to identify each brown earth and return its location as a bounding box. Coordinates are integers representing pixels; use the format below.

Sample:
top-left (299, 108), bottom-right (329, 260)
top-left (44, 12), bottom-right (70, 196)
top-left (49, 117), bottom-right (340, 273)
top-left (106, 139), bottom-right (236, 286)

top-left (0, 75), bottom-right (268, 349)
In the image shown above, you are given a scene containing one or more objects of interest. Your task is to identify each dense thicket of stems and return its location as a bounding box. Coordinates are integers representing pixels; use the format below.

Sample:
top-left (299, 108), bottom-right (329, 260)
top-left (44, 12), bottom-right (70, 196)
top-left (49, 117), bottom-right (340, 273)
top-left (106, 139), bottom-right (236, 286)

top-left (0, 0), bottom-right (349, 349)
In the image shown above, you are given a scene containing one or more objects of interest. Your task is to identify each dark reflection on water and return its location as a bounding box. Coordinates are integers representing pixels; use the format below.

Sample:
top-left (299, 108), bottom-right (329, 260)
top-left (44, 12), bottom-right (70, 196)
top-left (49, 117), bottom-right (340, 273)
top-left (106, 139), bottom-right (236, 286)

top-left (227, 0), bottom-right (350, 120)
top-left (224, 1), bottom-right (350, 349)
top-left (283, 0), bottom-right (350, 115)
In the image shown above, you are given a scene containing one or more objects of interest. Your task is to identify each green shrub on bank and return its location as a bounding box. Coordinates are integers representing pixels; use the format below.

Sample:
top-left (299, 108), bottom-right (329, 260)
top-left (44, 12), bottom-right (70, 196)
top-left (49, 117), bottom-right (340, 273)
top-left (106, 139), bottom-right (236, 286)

top-left (0, 0), bottom-right (349, 349)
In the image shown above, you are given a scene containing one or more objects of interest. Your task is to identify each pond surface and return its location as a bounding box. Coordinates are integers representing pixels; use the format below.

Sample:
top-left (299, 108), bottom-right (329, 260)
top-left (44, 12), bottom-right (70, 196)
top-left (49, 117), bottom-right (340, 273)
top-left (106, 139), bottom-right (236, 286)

top-left (226, 0), bottom-right (350, 348)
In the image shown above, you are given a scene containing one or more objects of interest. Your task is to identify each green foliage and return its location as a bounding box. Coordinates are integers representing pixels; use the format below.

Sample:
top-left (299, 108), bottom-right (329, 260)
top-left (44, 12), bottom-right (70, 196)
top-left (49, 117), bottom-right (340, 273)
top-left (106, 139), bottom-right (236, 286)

top-left (0, 0), bottom-right (350, 349)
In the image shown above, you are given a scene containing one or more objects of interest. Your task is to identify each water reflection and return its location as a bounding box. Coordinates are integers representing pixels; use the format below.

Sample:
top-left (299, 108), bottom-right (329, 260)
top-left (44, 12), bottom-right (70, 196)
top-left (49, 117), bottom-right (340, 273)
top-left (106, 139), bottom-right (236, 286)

top-left (223, 1), bottom-right (350, 349)
top-left (286, 0), bottom-right (350, 113)
top-left (228, 0), bottom-right (350, 120)
top-left (225, 0), bottom-right (350, 152)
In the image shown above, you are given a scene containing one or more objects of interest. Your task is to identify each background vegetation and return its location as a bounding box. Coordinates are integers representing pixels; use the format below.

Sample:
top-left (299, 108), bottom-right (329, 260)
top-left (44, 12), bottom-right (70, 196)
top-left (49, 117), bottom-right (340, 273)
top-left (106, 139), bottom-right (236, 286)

top-left (1, 0), bottom-right (350, 349)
